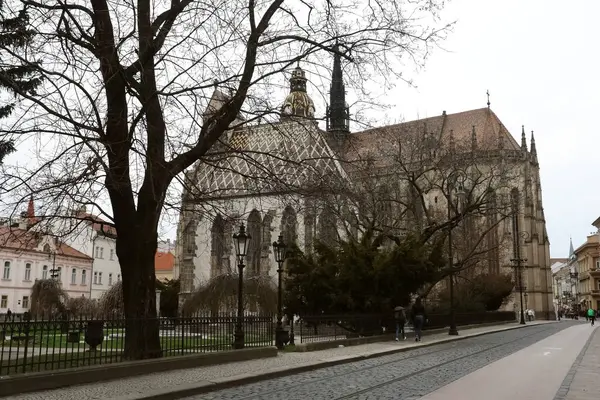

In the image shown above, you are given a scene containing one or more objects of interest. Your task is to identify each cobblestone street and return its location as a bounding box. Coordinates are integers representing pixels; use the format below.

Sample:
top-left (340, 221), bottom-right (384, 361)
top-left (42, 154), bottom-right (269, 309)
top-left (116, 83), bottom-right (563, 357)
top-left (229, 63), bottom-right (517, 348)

top-left (184, 322), bottom-right (578, 400)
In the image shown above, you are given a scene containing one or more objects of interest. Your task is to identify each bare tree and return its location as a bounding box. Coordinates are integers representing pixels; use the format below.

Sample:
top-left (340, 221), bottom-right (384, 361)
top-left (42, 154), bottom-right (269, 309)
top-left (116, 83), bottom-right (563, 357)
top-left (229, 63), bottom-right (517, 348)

top-left (322, 123), bottom-right (518, 289)
top-left (0, 0), bottom-right (451, 359)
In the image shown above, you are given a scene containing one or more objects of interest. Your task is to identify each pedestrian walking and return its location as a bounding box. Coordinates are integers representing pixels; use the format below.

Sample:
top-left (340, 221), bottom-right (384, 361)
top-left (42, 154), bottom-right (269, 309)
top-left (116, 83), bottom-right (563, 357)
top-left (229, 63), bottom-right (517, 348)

top-left (587, 307), bottom-right (595, 326)
top-left (394, 306), bottom-right (407, 341)
top-left (527, 309), bottom-right (535, 322)
top-left (411, 298), bottom-right (427, 342)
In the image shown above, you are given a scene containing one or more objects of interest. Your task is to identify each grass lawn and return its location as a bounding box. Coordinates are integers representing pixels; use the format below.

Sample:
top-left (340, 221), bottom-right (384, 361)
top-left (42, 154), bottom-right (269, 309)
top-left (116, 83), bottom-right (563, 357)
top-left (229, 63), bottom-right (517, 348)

top-left (0, 332), bottom-right (274, 376)
top-left (0, 350), bottom-right (123, 375)
top-left (2, 330), bottom-right (273, 351)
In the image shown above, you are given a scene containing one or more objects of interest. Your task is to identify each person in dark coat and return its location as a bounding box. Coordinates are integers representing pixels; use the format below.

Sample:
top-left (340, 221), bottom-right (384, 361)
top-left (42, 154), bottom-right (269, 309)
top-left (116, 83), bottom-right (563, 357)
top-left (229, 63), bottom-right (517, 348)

top-left (411, 298), bottom-right (426, 342)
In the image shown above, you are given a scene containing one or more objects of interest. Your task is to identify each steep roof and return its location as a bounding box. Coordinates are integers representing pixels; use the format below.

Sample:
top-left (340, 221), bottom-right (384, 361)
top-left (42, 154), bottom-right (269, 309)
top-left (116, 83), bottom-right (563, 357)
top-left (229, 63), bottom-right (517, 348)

top-left (75, 212), bottom-right (117, 237)
top-left (155, 251), bottom-right (175, 272)
top-left (346, 108), bottom-right (521, 164)
top-left (193, 120), bottom-right (348, 199)
top-left (0, 226), bottom-right (92, 261)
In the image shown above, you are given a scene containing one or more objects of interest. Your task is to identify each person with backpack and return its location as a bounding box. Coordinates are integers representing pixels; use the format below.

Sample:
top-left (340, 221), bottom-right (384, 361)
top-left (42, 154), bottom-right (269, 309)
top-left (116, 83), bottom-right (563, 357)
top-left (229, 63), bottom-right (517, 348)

top-left (394, 306), bottom-right (407, 341)
top-left (587, 307), bottom-right (595, 326)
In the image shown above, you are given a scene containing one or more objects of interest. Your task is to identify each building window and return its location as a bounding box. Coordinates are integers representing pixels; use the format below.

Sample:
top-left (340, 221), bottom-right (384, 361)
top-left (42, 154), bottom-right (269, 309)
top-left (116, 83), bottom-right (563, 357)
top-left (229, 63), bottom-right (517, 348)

top-left (22, 296), bottom-right (29, 309)
top-left (2, 261), bottom-right (10, 280)
top-left (0, 295), bottom-right (7, 308)
top-left (71, 268), bottom-right (77, 284)
top-left (100, 248), bottom-right (104, 259)
top-left (93, 271), bottom-right (98, 284)
top-left (98, 272), bottom-right (103, 284)
top-left (82, 270), bottom-right (87, 285)
top-left (24, 263), bottom-right (31, 281)
top-left (596, 260), bottom-right (600, 270)
top-left (57, 267), bottom-right (62, 280)
top-left (42, 265), bottom-right (48, 279)
top-left (108, 273), bottom-right (113, 286)
top-left (117, 274), bottom-right (121, 281)
top-left (110, 249), bottom-right (114, 260)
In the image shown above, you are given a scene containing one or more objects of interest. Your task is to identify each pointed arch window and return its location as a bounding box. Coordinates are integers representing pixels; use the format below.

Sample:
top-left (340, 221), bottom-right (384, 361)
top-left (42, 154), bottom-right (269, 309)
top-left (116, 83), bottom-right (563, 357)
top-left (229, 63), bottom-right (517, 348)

top-left (281, 206), bottom-right (297, 250)
top-left (318, 205), bottom-right (337, 247)
top-left (247, 210), bottom-right (262, 275)
top-left (210, 215), bottom-right (226, 277)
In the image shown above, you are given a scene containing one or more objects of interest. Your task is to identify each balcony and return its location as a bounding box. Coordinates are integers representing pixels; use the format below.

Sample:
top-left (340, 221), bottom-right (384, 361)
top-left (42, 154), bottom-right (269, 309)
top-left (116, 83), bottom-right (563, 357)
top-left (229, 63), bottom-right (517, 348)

top-left (589, 269), bottom-right (600, 278)
top-left (591, 289), bottom-right (600, 298)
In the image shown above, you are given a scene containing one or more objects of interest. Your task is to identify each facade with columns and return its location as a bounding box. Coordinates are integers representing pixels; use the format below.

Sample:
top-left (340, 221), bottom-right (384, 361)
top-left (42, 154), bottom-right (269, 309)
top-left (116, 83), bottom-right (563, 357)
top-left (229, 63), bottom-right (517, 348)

top-left (175, 51), bottom-right (554, 318)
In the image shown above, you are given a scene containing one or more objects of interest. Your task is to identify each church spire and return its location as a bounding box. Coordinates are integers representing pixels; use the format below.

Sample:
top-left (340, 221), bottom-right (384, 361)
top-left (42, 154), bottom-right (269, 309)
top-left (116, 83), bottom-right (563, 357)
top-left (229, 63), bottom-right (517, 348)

top-left (521, 125), bottom-right (527, 151)
top-left (326, 44), bottom-right (350, 135)
top-left (569, 237), bottom-right (575, 260)
top-left (530, 130), bottom-right (537, 156)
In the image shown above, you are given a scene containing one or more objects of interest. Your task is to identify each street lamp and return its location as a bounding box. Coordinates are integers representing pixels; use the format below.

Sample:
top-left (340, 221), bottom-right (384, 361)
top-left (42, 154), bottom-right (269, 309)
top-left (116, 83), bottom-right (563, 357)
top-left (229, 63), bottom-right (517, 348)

top-left (233, 223), bottom-right (250, 350)
top-left (272, 235), bottom-right (287, 350)
top-left (510, 190), bottom-right (526, 325)
top-left (446, 175), bottom-right (463, 336)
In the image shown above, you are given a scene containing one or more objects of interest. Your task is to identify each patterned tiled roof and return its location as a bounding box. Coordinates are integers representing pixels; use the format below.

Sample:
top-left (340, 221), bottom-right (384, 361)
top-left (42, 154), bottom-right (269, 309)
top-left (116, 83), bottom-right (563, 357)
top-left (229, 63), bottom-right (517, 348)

top-left (193, 120), bottom-right (347, 199)
top-left (191, 108), bottom-right (523, 198)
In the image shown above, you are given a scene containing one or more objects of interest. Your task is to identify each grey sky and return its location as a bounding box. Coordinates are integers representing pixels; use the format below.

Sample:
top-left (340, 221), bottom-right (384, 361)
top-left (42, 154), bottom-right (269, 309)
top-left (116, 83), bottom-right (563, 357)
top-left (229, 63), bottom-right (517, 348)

top-left (386, 0), bottom-right (599, 257)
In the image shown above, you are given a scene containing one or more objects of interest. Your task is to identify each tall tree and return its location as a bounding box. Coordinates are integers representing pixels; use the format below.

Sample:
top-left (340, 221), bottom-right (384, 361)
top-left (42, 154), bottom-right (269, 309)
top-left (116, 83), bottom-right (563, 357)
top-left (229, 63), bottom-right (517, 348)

top-left (1, 1), bottom-right (41, 164)
top-left (0, 1), bottom-right (41, 118)
top-left (0, 0), bottom-right (451, 359)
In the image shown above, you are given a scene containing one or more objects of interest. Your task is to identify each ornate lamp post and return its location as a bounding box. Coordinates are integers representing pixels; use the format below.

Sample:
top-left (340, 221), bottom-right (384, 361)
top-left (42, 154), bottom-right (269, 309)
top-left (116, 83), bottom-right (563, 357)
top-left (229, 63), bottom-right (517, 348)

top-left (446, 174), bottom-right (464, 336)
top-left (233, 223), bottom-right (250, 350)
top-left (272, 235), bottom-right (287, 349)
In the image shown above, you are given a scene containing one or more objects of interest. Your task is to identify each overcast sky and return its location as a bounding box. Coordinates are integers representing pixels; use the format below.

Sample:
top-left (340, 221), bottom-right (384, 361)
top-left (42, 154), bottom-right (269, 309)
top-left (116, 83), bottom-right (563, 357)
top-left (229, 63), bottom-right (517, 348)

top-left (384, 0), bottom-right (599, 258)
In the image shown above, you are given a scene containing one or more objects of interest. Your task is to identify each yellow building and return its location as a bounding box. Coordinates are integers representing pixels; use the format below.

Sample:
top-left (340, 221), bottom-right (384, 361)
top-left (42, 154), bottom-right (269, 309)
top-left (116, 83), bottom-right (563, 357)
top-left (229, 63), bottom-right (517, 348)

top-left (574, 229), bottom-right (600, 310)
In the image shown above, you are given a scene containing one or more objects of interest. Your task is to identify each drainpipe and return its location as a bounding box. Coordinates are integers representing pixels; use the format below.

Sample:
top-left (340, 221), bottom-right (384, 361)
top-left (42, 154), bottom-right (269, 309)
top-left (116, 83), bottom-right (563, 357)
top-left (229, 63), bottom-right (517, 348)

top-left (90, 233), bottom-right (97, 299)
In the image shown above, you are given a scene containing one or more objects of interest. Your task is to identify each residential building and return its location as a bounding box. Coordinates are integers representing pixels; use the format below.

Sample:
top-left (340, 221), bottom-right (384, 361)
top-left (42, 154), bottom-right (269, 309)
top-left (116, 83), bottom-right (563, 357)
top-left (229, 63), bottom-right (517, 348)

top-left (0, 223), bottom-right (92, 314)
top-left (155, 251), bottom-right (175, 282)
top-left (574, 230), bottom-right (600, 310)
top-left (176, 55), bottom-right (555, 318)
top-left (61, 206), bottom-right (121, 300)
top-left (551, 257), bottom-right (569, 313)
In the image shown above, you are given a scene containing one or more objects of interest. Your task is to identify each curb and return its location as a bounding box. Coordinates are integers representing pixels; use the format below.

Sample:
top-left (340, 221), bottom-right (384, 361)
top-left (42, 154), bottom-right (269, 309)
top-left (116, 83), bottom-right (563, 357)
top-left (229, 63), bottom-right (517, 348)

top-left (120, 322), bottom-right (553, 400)
top-left (0, 346), bottom-right (278, 398)
top-left (292, 320), bottom-right (515, 352)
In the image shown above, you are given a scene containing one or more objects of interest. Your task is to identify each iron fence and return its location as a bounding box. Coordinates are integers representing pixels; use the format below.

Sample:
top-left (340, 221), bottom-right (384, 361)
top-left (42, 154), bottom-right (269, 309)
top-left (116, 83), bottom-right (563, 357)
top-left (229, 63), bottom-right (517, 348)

top-left (298, 311), bottom-right (516, 343)
top-left (0, 313), bottom-right (274, 376)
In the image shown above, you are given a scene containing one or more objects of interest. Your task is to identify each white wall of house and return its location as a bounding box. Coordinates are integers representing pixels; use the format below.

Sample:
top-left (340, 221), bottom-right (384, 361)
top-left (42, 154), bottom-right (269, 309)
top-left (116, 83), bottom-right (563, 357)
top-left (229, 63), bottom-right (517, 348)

top-left (0, 248), bottom-right (92, 314)
top-left (61, 224), bottom-right (121, 300)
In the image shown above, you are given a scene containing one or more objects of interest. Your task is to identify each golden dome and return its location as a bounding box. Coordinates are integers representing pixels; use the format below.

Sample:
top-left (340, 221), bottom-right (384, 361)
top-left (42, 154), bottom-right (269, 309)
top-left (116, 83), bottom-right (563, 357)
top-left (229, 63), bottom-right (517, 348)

top-left (280, 65), bottom-right (315, 120)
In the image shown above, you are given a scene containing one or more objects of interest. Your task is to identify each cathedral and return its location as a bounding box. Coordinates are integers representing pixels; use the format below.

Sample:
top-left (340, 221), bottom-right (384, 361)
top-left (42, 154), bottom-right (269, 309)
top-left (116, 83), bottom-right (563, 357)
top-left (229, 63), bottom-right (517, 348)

top-left (174, 51), bottom-right (555, 319)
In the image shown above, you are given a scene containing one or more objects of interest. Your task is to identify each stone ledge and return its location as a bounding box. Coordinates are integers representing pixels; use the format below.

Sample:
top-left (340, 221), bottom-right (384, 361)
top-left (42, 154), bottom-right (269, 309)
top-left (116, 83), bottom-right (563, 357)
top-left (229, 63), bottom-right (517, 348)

top-left (293, 320), bottom-right (515, 352)
top-left (0, 346), bottom-right (278, 398)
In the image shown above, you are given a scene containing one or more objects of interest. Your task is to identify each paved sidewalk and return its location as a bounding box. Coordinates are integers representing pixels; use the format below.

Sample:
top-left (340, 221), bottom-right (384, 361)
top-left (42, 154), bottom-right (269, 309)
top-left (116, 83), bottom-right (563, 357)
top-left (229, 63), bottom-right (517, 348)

top-left (555, 324), bottom-right (600, 400)
top-left (10, 321), bottom-right (554, 400)
top-left (422, 323), bottom-right (593, 400)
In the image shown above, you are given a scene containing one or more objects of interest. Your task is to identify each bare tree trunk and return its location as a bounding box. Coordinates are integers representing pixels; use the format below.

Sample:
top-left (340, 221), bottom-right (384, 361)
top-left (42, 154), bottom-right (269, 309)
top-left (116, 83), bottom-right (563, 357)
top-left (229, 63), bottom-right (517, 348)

top-left (117, 217), bottom-right (162, 359)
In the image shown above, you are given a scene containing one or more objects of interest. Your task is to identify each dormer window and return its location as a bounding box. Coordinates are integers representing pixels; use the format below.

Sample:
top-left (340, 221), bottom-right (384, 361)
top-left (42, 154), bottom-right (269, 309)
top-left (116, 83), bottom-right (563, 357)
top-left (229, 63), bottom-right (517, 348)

top-left (43, 243), bottom-right (51, 253)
